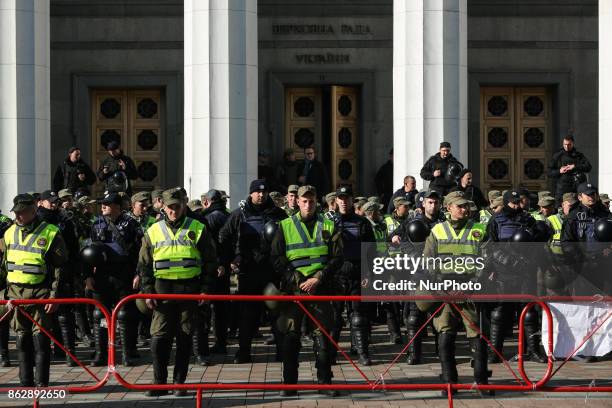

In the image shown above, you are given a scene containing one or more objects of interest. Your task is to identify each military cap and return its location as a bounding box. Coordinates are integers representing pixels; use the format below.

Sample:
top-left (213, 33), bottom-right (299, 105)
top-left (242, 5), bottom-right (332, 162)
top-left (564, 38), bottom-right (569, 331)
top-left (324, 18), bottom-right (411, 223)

top-left (538, 191), bottom-right (553, 199)
top-left (577, 182), bottom-right (597, 195)
top-left (58, 189), bottom-right (73, 199)
top-left (491, 196), bottom-right (504, 207)
top-left (187, 199), bottom-right (203, 211)
top-left (131, 191), bottom-right (151, 203)
top-left (487, 190), bottom-right (501, 201)
top-left (77, 196), bottom-right (96, 205)
top-left (26, 191), bottom-right (40, 200)
top-left (393, 197), bottom-right (410, 208)
top-left (538, 196), bottom-right (555, 207)
top-left (324, 192), bottom-right (337, 203)
top-left (10, 193), bottom-right (35, 212)
top-left (423, 190), bottom-right (441, 199)
top-left (287, 184), bottom-right (299, 193)
top-left (297, 185), bottom-right (317, 197)
top-left (162, 188), bottom-right (184, 205)
top-left (443, 191), bottom-right (464, 206)
top-left (503, 190), bottom-right (521, 204)
top-left (562, 192), bottom-right (578, 205)
top-left (202, 189), bottom-right (222, 202)
top-left (336, 185), bottom-right (353, 197)
top-left (151, 189), bottom-right (164, 200)
top-left (601, 193), bottom-right (610, 204)
top-left (354, 199), bottom-right (367, 210)
top-left (101, 192), bottom-right (122, 206)
top-left (367, 196), bottom-right (380, 203)
top-left (269, 191), bottom-right (283, 199)
top-left (40, 190), bottom-right (59, 203)
top-left (220, 190), bottom-right (230, 199)
top-left (362, 201), bottom-right (383, 213)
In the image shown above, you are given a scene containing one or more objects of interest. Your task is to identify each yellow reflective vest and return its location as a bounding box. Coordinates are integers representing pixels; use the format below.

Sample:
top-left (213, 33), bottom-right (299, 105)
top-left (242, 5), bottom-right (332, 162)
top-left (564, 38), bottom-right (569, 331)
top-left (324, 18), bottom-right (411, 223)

top-left (547, 213), bottom-right (563, 255)
top-left (280, 214), bottom-right (335, 277)
top-left (146, 217), bottom-right (205, 280)
top-left (4, 222), bottom-right (59, 285)
top-left (383, 215), bottom-right (400, 235)
top-left (430, 220), bottom-right (486, 275)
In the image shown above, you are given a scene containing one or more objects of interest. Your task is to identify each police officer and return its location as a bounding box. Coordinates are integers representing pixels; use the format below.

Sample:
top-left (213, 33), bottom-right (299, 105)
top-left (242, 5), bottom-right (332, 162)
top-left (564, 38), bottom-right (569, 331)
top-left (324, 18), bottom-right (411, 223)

top-left (334, 186), bottom-right (376, 365)
top-left (270, 185), bottom-right (342, 397)
top-left (384, 197), bottom-right (411, 236)
top-left (219, 179), bottom-right (287, 363)
top-left (138, 188), bottom-right (218, 397)
top-left (84, 192), bottom-right (143, 367)
top-left (421, 193), bottom-right (491, 396)
top-left (36, 190), bottom-right (81, 367)
top-left (130, 191), bottom-right (156, 233)
top-left (282, 185), bottom-right (300, 216)
top-left (391, 190), bottom-right (445, 364)
top-left (0, 212), bottom-right (13, 367)
top-left (420, 142), bottom-right (464, 196)
top-left (96, 140), bottom-right (138, 196)
top-left (0, 194), bottom-right (68, 387)
top-left (549, 136), bottom-right (592, 204)
top-left (486, 189), bottom-right (542, 363)
top-left (200, 189), bottom-right (231, 355)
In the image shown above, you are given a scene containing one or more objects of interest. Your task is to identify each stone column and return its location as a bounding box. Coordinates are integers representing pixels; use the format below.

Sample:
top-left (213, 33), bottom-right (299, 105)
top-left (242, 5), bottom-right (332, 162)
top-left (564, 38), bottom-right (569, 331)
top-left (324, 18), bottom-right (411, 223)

top-left (184, 0), bottom-right (258, 206)
top-left (599, 2), bottom-right (612, 191)
top-left (0, 0), bottom-right (50, 212)
top-left (393, 0), bottom-right (468, 189)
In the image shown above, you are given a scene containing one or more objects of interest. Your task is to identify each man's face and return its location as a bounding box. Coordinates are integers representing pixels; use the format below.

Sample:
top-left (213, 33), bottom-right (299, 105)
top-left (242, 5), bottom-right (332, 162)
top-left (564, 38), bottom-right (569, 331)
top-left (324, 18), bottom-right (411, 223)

top-left (101, 203), bottom-right (119, 216)
top-left (15, 207), bottom-right (37, 225)
top-left (153, 197), bottom-right (163, 210)
top-left (41, 199), bottom-right (57, 211)
top-left (286, 192), bottom-right (297, 208)
top-left (298, 194), bottom-right (316, 218)
top-left (327, 200), bottom-right (338, 212)
top-left (61, 199), bottom-right (73, 209)
top-left (201, 198), bottom-right (211, 209)
top-left (507, 201), bottom-right (519, 210)
top-left (305, 148), bottom-right (316, 160)
top-left (404, 178), bottom-right (416, 191)
top-left (461, 172), bottom-right (473, 187)
top-left (519, 196), bottom-right (530, 210)
top-left (540, 206), bottom-right (553, 217)
top-left (578, 192), bottom-right (597, 207)
top-left (250, 191), bottom-right (267, 205)
top-left (69, 149), bottom-right (81, 162)
top-left (396, 204), bottom-right (409, 217)
top-left (133, 200), bottom-right (148, 216)
top-left (108, 148), bottom-right (121, 157)
top-left (366, 210), bottom-right (380, 222)
top-left (336, 196), bottom-right (353, 215)
top-left (165, 203), bottom-right (185, 221)
top-left (423, 198), bottom-right (439, 218)
top-left (562, 201), bottom-right (572, 215)
top-left (563, 139), bottom-right (574, 152)
top-left (440, 147), bottom-right (450, 159)
top-left (447, 203), bottom-right (468, 220)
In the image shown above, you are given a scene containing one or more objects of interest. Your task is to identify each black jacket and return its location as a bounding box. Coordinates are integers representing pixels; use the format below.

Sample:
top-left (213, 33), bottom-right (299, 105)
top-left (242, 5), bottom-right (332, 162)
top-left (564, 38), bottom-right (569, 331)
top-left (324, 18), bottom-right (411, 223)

top-left (201, 202), bottom-right (230, 243)
top-left (420, 153), bottom-right (462, 191)
top-left (53, 158), bottom-right (96, 193)
top-left (275, 159), bottom-right (300, 191)
top-left (300, 159), bottom-right (330, 197)
top-left (36, 207), bottom-right (80, 260)
top-left (449, 184), bottom-right (487, 209)
top-left (375, 160), bottom-right (394, 209)
top-left (548, 148), bottom-right (592, 196)
top-left (97, 151), bottom-right (138, 194)
top-left (387, 187), bottom-right (419, 214)
top-left (562, 202), bottom-right (610, 243)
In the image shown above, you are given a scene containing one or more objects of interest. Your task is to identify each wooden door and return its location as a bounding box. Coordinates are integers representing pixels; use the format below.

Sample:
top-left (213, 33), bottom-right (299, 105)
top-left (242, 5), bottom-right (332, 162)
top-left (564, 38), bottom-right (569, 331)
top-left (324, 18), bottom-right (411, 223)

top-left (331, 86), bottom-right (358, 189)
top-left (284, 87), bottom-right (321, 161)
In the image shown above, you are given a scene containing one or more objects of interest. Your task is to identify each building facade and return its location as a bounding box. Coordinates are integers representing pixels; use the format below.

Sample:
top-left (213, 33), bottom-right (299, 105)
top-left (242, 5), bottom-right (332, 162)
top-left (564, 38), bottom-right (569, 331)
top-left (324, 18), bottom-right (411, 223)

top-left (0, 0), bottom-right (603, 211)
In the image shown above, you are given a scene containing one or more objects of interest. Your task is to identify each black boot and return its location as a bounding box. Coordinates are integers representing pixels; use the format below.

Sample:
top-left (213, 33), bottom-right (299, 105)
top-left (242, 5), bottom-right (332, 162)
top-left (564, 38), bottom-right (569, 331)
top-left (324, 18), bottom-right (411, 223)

top-left (118, 321), bottom-right (137, 367)
top-left (314, 334), bottom-right (338, 397)
top-left (438, 333), bottom-right (458, 396)
top-left (406, 328), bottom-right (423, 365)
top-left (145, 336), bottom-right (171, 397)
top-left (0, 320), bottom-right (11, 367)
top-left (329, 314), bottom-right (343, 365)
top-left (470, 337), bottom-right (494, 396)
top-left (173, 333), bottom-right (192, 396)
top-left (192, 327), bottom-right (210, 366)
top-left (91, 310), bottom-right (107, 367)
top-left (74, 305), bottom-right (94, 347)
top-left (33, 333), bottom-right (51, 387)
top-left (524, 322), bottom-right (548, 363)
top-left (280, 332), bottom-right (300, 397)
top-left (386, 305), bottom-right (402, 345)
top-left (17, 334), bottom-right (34, 387)
top-left (488, 308), bottom-right (505, 364)
top-left (58, 308), bottom-right (77, 367)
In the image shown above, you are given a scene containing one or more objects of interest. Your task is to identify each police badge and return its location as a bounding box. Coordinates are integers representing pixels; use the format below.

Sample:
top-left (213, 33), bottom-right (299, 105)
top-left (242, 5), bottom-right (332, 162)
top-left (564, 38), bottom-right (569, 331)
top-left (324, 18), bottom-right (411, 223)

top-left (37, 238), bottom-right (47, 246)
top-left (187, 230), bottom-right (196, 240)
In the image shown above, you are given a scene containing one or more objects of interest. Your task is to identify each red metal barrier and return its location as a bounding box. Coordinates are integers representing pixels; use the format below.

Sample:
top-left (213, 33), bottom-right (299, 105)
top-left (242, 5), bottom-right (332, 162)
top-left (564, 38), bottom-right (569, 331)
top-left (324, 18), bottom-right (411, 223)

top-left (0, 298), bottom-right (112, 405)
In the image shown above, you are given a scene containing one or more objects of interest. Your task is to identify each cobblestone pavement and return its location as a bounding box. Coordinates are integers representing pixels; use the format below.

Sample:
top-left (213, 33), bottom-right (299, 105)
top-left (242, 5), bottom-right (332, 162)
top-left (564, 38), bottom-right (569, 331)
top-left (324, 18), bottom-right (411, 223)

top-left (0, 324), bottom-right (610, 407)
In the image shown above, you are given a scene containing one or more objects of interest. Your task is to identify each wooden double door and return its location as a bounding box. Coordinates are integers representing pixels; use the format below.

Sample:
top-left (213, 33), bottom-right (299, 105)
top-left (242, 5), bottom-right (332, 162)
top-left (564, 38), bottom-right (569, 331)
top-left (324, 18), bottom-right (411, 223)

top-left (285, 86), bottom-right (359, 190)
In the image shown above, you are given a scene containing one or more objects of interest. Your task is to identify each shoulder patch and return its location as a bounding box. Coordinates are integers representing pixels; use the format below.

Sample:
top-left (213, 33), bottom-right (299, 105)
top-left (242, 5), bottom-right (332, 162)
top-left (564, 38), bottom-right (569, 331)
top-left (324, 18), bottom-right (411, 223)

top-left (37, 238), bottom-right (47, 247)
top-left (187, 230), bottom-right (196, 240)
top-left (471, 230), bottom-right (482, 239)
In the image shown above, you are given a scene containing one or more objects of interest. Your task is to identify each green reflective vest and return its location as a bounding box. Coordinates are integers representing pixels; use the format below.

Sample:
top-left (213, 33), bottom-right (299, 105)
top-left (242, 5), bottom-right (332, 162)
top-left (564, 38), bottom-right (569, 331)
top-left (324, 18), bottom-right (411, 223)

top-left (146, 217), bottom-right (205, 280)
top-left (531, 211), bottom-right (546, 221)
top-left (383, 215), bottom-right (400, 235)
top-left (0, 214), bottom-right (11, 224)
top-left (280, 214), bottom-right (335, 277)
top-left (431, 220), bottom-right (486, 275)
top-left (547, 213), bottom-right (563, 255)
top-left (479, 209), bottom-right (492, 225)
top-left (371, 221), bottom-right (388, 255)
top-left (4, 222), bottom-right (59, 285)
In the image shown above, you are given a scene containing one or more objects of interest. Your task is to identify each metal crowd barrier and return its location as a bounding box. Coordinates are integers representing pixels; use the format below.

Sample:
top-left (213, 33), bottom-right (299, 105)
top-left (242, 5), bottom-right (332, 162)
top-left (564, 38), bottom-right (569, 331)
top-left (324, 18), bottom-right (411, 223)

top-left (0, 294), bottom-right (610, 407)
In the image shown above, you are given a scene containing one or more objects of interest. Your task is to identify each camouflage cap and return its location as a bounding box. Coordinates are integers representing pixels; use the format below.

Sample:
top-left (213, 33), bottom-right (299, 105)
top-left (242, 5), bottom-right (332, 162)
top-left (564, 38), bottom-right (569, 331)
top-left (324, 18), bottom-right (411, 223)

top-left (58, 188), bottom-right (73, 199)
top-left (393, 196), bottom-right (409, 208)
top-left (324, 192), bottom-right (337, 203)
top-left (355, 196), bottom-right (367, 202)
top-left (443, 191), bottom-right (465, 206)
top-left (187, 199), bottom-right (203, 211)
top-left (538, 196), bottom-right (555, 207)
top-left (537, 191), bottom-right (553, 199)
top-left (269, 191), bottom-right (283, 199)
top-left (151, 189), bottom-right (164, 200)
top-left (491, 196), bottom-right (504, 207)
top-left (287, 184), bottom-right (299, 193)
top-left (601, 193), bottom-right (610, 203)
top-left (297, 185), bottom-right (317, 197)
top-left (367, 196), bottom-right (380, 203)
top-left (487, 190), bottom-right (501, 201)
top-left (362, 201), bottom-right (383, 213)
top-left (10, 193), bottom-right (36, 212)
top-left (162, 188), bottom-right (184, 206)
top-left (131, 191), bottom-right (151, 203)
top-left (354, 199), bottom-right (368, 210)
top-left (77, 195), bottom-right (96, 205)
top-left (562, 192), bottom-right (578, 205)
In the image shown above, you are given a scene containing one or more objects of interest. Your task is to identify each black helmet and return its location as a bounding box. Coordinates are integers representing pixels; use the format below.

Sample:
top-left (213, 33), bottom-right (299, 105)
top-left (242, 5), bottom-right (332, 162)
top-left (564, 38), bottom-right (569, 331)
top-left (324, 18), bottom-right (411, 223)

top-left (107, 170), bottom-right (128, 193)
top-left (532, 221), bottom-right (553, 242)
top-left (407, 219), bottom-right (430, 243)
top-left (263, 221), bottom-right (279, 243)
top-left (512, 229), bottom-right (534, 243)
top-left (445, 162), bottom-right (463, 182)
top-left (594, 218), bottom-right (612, 242)
top-left (80, 242), bottom-right (108, 266)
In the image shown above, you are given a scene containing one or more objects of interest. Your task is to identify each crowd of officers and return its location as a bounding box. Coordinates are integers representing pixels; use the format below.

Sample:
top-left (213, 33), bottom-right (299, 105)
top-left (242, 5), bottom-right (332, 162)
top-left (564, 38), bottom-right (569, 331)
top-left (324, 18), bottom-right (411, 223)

top-left (0, 140), bottom-right (609, 399)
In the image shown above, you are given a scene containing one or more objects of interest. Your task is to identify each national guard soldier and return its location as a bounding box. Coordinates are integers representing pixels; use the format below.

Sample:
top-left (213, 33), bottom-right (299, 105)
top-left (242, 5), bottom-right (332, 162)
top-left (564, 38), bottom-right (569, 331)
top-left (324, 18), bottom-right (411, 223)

top-left (150, 189), bottom-right (165, 218)
top-left (270, 185), bottom-right (342, 397)
top-left (0, 194), bottom-right (68, 387)
top-left (130, 191), bottom-right (156, 233)
top-left (601, 193), bottom-right (611, 210)
top-left (420, 193), bottom-right (491, 396)
top-left (139, 188), bottom-right (219, 396)
top-left (335, 185), bottom-right (376, 365)
top-left (0, 212), bottom-right (13, 367)
top-left (384, 197), bottom-right (410, 236)
top-left (391, 190), bottom-right (445, 364)
top-left (219, 179), bottom-right (287, 363)
top-left (36, 190), bottom-right (81, 366)
top-left (283, 185), bottom-right (300, 216)
top-left (479, 190), bottom-right (501, 225)
top-left (323, 192), bottom-right (339, 223)
top-left (83, 193), bottom-right (143, 367)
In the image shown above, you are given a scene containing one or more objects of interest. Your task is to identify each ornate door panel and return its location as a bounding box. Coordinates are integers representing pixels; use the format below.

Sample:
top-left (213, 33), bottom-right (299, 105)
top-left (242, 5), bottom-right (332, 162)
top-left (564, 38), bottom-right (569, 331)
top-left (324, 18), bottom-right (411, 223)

top-left (480, 87), bottom-right (550, 194)
top-left (331, 86), bottom-right (358, 189)
top-left (91, 89), bottom-right (163, 197)
top-left (284, 87), bottom-right (321, 161)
